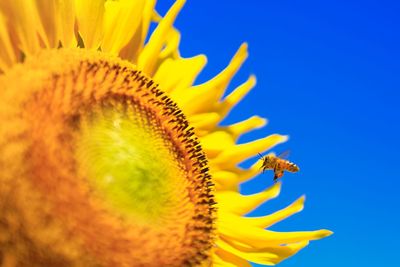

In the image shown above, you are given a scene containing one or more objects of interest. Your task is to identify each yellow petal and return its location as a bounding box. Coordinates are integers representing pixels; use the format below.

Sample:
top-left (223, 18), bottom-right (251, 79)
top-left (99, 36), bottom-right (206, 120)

top-left (55, 0), bottom-right (76, 48)
top-left (154, 54), bottom-right (206, 94)
top-left (219, 214), bottom-right (333, 247)
top-left (102, 0), bottom-right (145, 55)
top-left (179, 43), bottom-right (248, 116)
top-left (35, 0), bottom-right (76, 48)
top-left (216, 183), bottom-right (281, 215)
top-left (34, 0), bottom-right (58, 48)
top-left (225, 116), bottom-right (267, 139)
top-left (213, 134), bottom-right (288, 167)
top-left (213, 248), bottom-right (252, 267)
top-left (183, 112), bottom-right (270, 166)
top-left (119, 0), bottom-right (156, 62)
top-left (189, 112), bottom-right (222, 135)
top-left (57, 0), bottom-right (76, 48)
top-left (215, 159), bottom-right (267, 189)
top-left (200, 131), bottom-right (235, 159)
top-left (0, 0), bottom-right (46, 55)
top-left (0, 13), bottom-right (17, 72)
top-left (217, 238), bottom-right (309, 265)
top-left (212, 159), bottom-right (269, 191)
top-left (138, 0), bottom-right (185, 75)
top-left (219, 75), bottom-right (257, 117)
top-left (213, 151), bottom-right (286, 190)
top-left (212, 170), bottom-right (240, 191)
top-left (159, 28), bottom-right (181, 59)
top-left (244, 196), bottom-right (305, 228)
top-left (74, 0), bottom-right (105, 49)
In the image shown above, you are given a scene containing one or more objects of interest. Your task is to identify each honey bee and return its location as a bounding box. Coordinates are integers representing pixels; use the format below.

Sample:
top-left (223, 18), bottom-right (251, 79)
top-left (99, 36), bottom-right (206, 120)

top-left (259, 151), bottom-right (299, 183)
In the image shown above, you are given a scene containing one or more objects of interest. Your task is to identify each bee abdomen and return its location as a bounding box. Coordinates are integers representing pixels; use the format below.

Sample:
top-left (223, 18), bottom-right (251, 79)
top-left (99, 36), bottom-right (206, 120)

top-left (286, 162), bottom-right (299, 172)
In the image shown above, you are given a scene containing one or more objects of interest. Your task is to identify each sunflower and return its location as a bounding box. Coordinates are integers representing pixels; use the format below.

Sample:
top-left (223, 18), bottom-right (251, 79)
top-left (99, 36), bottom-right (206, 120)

top-left (0, 0), bottom-right (332, 266)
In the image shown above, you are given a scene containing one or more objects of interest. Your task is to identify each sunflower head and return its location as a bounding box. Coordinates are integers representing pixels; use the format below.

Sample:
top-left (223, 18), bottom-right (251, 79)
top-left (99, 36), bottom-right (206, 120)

top-left (0, 1), bottom-right (331, 266)
top-left (0, 48), bottom-right (216, 266)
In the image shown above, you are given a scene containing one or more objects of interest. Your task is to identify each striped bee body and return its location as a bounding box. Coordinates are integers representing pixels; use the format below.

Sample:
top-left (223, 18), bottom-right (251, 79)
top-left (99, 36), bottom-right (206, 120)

top-left (259, 153), bottom-right (300, 182)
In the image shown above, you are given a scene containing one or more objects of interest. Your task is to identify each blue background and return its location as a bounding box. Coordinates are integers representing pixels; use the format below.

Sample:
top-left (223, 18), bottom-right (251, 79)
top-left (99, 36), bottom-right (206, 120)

top-left (157, 1), bottom-right (400, 266)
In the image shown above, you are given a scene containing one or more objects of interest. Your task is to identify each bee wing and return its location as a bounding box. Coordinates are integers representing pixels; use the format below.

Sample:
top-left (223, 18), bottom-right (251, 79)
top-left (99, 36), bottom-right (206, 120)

top-left (277, 150), bottom-right (291, 159)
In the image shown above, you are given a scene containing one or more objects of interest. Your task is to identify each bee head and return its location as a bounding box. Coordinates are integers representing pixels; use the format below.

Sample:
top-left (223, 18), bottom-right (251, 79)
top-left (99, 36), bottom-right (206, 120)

top-left (265, 155), bottom-right (273, 163)
top-left (259, 153), bottom-right (275, 169)
top-left (262, 155), bottom-right (275, 168)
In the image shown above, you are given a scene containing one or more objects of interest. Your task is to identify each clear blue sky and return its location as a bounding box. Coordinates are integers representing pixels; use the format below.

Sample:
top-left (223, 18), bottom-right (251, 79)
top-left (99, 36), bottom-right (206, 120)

top-left (157, 1), bottom-right (400, 266)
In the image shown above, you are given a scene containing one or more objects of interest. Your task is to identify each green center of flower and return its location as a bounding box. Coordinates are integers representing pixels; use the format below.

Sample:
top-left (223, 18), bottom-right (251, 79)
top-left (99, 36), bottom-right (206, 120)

top-left (77, 108), bottom-right (183, 223)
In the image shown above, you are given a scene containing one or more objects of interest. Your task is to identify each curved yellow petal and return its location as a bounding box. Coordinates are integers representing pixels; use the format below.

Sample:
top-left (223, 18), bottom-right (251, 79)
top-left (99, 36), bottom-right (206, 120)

top-left (154, 54), bottom-right (207, 93)
top-left (217, 238), bottom-right (309, 265)
top-left (103, 0), bottom-right (145, 55)
top-left (212, 170), bottom-right (241, 191)
top-left (214, 159), bottom-right (267, 191)
top-left (219, 215), bottom-right (333, 247)
top-left (138, 0), bottom-right (185, 75)
top-left (35, 0), bottom-right (76, 48)
top-left (213, 164), bottom-right (265, 191)
top-left (179, 43), bottom-right (248, 115)
top-left (190, 112), bottom-right (222, 135)
top-left (225, 116), bottom-right (267, 139)
top-left (212, 155), bottom-right (277, 191)
top-left (74, 0), bottom-right (104, 49)
top-left (119, 0), bottom-right (156, 62)
top-left (219, 75), bottom-right (257, 117)
top-left (0, 13), bottom-right (17, 72)
top-left (159, 28), bottom-right (181, 59)
top-left (0, 0), bottom-right (45, 55)
top-left (244, 196), bottom-right (305, 228)
top-left (213, 248), bottom-right (252, 267)
top-left (216, 183), bottom-right (281, 215)
top-left (35, 0), bottom-right (58, 48)
top-left (56, 0), bottom-right (76, 48)
top-left (213, 134), bottom-right (288, 167)
top-left (201, 131), bottom-right (235, 159)
top-left (235, 159), bottom-right (265, 183)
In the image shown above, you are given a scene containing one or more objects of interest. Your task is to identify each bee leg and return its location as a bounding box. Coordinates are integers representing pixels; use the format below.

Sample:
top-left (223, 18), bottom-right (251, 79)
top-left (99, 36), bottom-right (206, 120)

top-left (273, 170), bottom-right (284, 183)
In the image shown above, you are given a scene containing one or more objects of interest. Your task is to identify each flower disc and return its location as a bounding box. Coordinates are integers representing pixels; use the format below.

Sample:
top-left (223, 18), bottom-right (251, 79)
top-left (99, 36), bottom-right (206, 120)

top-left (0, 49), bottom-right (215, 267)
